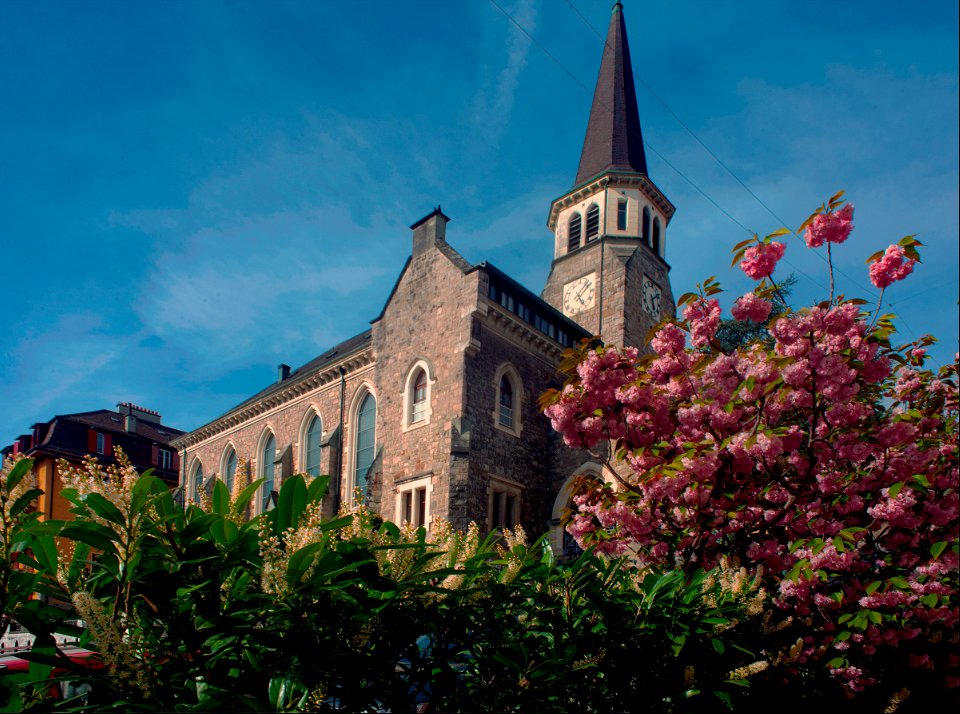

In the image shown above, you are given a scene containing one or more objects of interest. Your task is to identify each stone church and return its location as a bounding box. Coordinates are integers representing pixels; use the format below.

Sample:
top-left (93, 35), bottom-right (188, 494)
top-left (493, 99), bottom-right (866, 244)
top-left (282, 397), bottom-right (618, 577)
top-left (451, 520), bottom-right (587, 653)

top-left (172, 2), bottom-right (675, 554)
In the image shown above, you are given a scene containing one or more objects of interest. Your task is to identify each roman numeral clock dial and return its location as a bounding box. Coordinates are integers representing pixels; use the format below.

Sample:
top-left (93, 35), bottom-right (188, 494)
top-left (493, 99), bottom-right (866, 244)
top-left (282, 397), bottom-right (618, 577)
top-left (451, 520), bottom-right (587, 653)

top-left (562, 273), bottom-right (596, 316)
top-left (642, 276), bottom-right (662, 317)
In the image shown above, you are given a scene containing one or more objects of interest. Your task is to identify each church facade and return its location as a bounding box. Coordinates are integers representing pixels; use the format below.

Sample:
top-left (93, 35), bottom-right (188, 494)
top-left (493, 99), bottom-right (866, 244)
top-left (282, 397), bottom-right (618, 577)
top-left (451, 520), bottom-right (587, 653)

top-left (171, 3), bottom-right (675, 553)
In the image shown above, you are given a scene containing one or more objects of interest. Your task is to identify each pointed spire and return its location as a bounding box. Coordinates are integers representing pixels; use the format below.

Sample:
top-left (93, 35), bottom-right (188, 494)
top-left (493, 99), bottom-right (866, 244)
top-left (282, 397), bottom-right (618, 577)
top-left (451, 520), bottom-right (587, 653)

top-left (574, 1), bottom-right (647, 186)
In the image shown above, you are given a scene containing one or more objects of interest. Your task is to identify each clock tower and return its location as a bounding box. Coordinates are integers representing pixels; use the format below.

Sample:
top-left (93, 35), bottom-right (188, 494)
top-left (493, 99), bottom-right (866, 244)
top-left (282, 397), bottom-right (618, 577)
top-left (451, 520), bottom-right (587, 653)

top-left (542, 1), bottom-right (675, 349)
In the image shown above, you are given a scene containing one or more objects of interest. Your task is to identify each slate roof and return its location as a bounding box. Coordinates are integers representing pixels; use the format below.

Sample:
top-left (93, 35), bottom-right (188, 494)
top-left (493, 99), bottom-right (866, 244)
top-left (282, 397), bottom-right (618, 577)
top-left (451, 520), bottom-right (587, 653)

top-left (204, 329), bottom-right (374, 423)
top-left (575, 1), bottom-right (648, 186)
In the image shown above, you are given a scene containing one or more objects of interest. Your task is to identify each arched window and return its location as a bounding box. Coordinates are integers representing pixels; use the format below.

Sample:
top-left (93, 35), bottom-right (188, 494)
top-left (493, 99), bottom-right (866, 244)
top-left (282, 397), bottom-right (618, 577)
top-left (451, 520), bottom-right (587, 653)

top-left (493, 364), bottom-right (523, 436)
top-left (652, 218), bottom-right (661, 255)
top-left (260, 433), bottom-right (276, 512)
top-left (304, 414), bottom-right (322, 477)
top-left (642, 207), bottom-right (651, 245)
top-left (585, 203), bottom-right (600, 242)
top-left (354, 393), bottom-right (376, 497)
top-left (221, 446), bottom-right (237, 493)
top-left (498, 375), bottom-right (513, 428)
top-left (191, 461), bottom-right (204, 501)
top-left (412, 369), bottom-right (427, 424)
top-left (403, 360), bottom-right (434, 429)
top-left (567, 212), bottom-right (582, 252)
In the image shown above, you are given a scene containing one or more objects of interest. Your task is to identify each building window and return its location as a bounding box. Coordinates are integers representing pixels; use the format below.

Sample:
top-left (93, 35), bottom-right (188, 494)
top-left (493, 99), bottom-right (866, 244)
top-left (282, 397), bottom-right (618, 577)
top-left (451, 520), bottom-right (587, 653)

top-left (222, 446), bottom-right (237, 493)
top-left (403, 361), bottom-right (433, 430)
top-left (191, 462), bottom-right (204, 502)
top-left (489, 478), bottom-right (522, 531)
top-left (642, 207), bottom-right (651, 245)
top-left (354, 392), bottom-right (376, 497)
top-left (412, 370), bottom-right (427, 423)
top-left (159, 448), bottom-right (172, 470)
top-left (567, 212), bottom-right (582, 252)
top-left (617, 198), bottom-right (628, 230)
top-left (652, 217), bottom-right (662, 255)
top-left (96, 432), bottom-right (105, 455)
top-left (396, 475), bottom-right (432, 530)
top-left (498, 376), bottom-right (513, 428)
top-left (260, 433), bottom-right (276, 513)
top-left (585, 203), bottom-right (600, 242)
top-left (304, 413), bottom-right (322, 477)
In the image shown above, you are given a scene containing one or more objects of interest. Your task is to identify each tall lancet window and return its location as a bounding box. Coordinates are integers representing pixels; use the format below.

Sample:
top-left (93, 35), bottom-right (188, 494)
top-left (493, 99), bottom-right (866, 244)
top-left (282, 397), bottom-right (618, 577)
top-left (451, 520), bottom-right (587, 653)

top-left (354, 393), bottom-right (376, 497)
top-left (411, 369), bottom-right (428, 423)
top-left (260, 433), bottom-right (276, 513)
top-left (567, 212), bottom-right (582, 252)
top-left (585, 204), bottom-right (600, 242)
top-left (191, 462), bottom-right (204, 501)
top-left (498, 375), bottom-right (514, 428)
top-left (222, 446), bottom-right (237, 493)
top-left (642, 207), bottom-right (651, 245)
top-left (652, 218), bottom-right (661, 255)
top-left (304, 414), bottom-right (322, 477)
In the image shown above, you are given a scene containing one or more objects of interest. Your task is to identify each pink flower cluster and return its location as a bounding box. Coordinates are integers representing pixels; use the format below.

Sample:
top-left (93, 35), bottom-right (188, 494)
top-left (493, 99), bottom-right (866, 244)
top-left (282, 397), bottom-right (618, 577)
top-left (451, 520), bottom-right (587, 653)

top-left (544, 284), bottom-right (958, 694)
top-left (739, 241), bottom-right (786, 280)
top-left (869, 244), bottom-right (916, 288)
top-left (682, 297), bottom-right (721, 347)
top-left (804, 203), bottom-right (854, 248)
top-left (731, 292), bottom-right (773, 323)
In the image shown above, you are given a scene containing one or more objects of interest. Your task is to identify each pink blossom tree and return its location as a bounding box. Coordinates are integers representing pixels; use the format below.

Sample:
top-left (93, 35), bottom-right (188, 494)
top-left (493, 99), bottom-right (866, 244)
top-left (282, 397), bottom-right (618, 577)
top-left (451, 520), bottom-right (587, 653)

top-left (543, 192), bottom-right (958, 701)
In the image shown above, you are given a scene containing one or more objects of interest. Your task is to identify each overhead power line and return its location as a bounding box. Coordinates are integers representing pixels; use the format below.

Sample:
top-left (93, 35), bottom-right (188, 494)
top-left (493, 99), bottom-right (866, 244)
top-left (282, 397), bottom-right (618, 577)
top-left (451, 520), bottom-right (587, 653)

top-left (560, 0), bottom-right (881, 301)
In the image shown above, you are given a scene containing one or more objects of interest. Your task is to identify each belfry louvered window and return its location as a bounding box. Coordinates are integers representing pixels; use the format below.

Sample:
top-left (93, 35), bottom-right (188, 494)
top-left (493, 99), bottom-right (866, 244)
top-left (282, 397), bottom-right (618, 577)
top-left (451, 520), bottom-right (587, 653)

top-left (653, 218), bottom-right (662, 255)
top-left (567, 212), bottom-right (582, 252)
top-left (642, 207), bottom-right (651, 245)
top-left (585, 204), bottom-right (600, 242)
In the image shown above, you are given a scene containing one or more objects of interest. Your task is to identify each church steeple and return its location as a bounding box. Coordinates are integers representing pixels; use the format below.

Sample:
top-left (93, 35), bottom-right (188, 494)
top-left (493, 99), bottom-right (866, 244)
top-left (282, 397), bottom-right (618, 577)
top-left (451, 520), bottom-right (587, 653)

top-left (575, 1), bottom-right (647, 186)
top-left (542, 1), bottom-right (675, 349)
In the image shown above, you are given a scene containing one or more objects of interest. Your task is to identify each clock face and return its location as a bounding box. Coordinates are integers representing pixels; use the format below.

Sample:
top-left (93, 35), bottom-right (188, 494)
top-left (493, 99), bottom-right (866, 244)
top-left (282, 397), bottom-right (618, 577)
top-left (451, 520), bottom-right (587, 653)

top-left (642, 276), bottom-right (662, 317)
top-left (563, 273), bottom-right (596, 315)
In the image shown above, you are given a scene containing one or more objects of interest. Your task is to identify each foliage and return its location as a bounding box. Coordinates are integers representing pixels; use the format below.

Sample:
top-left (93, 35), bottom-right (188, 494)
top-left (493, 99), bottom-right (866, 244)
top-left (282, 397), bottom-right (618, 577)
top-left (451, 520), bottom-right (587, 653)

top-left (3, 459), bottom-right (785, 712)
top-left (542, 194), bottom-right (959, 707)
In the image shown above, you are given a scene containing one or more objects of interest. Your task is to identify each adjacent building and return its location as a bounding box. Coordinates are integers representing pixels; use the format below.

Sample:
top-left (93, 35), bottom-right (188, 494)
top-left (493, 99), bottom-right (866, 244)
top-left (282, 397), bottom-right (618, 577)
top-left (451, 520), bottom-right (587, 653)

top-left (172, 2), bottom-right (675, 553)
top-left (3, 403), bottom-right (185, 522)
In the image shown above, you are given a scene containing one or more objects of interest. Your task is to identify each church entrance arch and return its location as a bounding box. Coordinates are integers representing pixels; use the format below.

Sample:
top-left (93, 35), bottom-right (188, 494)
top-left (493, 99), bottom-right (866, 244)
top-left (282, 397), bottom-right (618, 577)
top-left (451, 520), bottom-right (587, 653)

top-left (549, 462), bottom-right (608, 559)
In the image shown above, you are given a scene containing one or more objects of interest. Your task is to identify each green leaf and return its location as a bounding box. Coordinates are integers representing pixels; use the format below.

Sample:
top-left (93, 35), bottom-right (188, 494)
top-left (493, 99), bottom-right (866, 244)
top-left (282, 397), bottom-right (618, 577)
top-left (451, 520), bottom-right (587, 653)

top-left (865, 580), bottom-right (881, 595)
top-left (286, 541), bottom-right (327, 586)
top-left (931, 541), bottom-right (947, 559)
top-left (888, 481), bottom-right (905, 498)
top-left (276, 476), bottom-right (308, 534)
top-left (8, 488), bottom-right (43, 520)
top-left (210, 518), bottom-right (239, 548)
top-left (212, 479), bottom-right (230, 515)
top-left (82, 492), bottom-right (126, 525)
top-left (30, 533), bottom-right (58, 575)
top-left (60, 522), bottom-right (119, 554)
top-left (232, 478), bottom-right (265, 515)
top-left (713, 691), bottom-right (733, 710)
top-left (711, 638), bottom-right (726, 655)
top-left (306, 474), bottom-right (330, 504)
top-left (4, 458), bottom-right (34, 493)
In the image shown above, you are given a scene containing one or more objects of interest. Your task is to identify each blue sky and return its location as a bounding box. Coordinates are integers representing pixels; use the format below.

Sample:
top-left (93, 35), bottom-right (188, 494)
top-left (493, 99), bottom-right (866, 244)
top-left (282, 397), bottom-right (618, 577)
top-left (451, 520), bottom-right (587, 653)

top-left (1, 0), bottom-right (957, 441)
